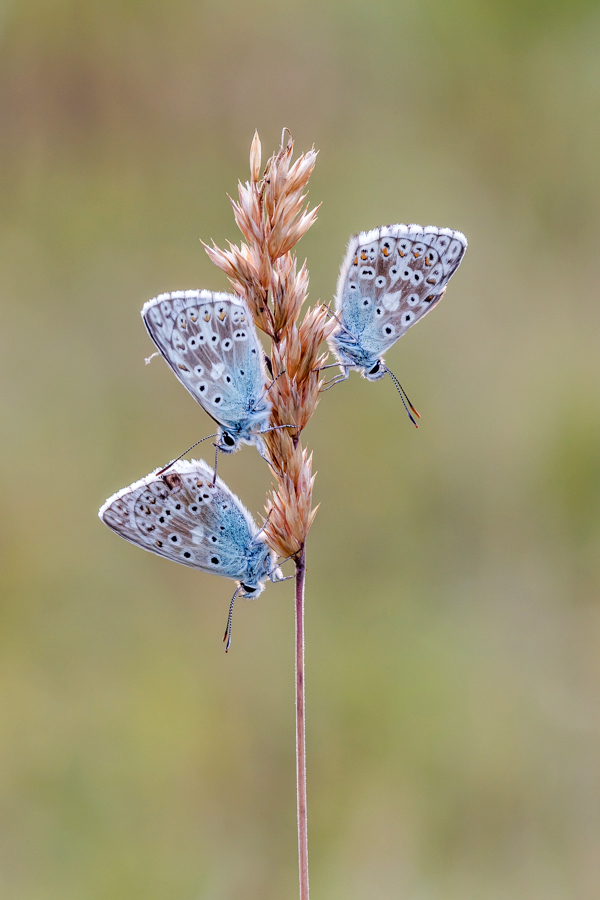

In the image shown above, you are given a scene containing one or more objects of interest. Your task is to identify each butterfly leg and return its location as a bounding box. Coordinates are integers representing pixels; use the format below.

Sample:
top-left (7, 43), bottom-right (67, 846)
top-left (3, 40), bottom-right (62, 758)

top-left (254, 436), bottom-right (286, 478)
top-left (269, 553), bottom-right (297, 581)
top-left (254, 510), bottom-right (272, 541)
top-left (251, 370), bottom-right (287, 412)
top-left (319, 366), bottom-right (350, 391)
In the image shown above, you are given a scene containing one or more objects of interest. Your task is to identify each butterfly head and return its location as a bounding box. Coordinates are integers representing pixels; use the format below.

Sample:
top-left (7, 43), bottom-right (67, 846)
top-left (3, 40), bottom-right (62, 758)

top-left (363, 360), bottom-right (386, 382)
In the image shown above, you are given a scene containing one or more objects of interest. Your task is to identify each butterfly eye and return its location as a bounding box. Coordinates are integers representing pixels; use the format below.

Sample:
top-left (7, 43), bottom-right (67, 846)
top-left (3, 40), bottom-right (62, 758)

top-left (241, 584), bottom-right (256, 594)
top-left (222, 433), bottom-right (235, 447)
top-left (368, 363), bottom-right (380, 376)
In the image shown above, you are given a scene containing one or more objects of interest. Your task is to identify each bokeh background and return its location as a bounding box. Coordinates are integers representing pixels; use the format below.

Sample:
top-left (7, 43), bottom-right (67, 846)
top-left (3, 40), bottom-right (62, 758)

top-left (2, 1), bottom-right (600, 897)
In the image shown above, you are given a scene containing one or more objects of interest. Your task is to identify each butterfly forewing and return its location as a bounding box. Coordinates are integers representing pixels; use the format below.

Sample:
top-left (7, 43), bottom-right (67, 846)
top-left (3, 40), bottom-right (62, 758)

top-left (142, 290), bottom-right (269, 433)
top-left (99, 459), bottom-right (265, 582)
top-left (333, 224), bottom-right (467, 364)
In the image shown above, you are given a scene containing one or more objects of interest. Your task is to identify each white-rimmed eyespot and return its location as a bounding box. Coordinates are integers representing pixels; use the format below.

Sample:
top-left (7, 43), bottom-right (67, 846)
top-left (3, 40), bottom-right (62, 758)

top-left (99, 459), bottom-right (290, 650)
top-left (142, 290), bottom-right (275, 458)
top-left (325, 224), bottom-right (467, 422)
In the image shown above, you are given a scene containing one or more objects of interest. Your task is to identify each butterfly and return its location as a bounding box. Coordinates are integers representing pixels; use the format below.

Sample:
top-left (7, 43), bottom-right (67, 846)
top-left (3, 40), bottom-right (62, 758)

top-left (142, 290), bottom-right (276, 460)
top-left (99, 458), bottom-right (286, 650)
top-left (327, 224), bottom-right (467, 418)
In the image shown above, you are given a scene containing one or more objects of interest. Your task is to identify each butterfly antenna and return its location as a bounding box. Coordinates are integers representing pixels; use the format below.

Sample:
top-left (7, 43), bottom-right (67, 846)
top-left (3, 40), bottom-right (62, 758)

top-left (212, 443), bottom-right (219, 486)
top-left (381, 365), bottom-right (421, 428)
top-left (157, 433), bottom-right (219, 476)
top-left (223, 587), bottom-right (241, 653)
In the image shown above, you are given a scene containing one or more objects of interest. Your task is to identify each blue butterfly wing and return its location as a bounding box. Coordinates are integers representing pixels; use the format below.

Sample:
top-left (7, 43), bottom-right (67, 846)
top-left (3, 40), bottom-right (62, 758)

top-left (99, 459), bottom-right (268, 583)
top-left (331, 225), bottom-right (467, 367)
top-left (142, 291), bottom-right (270, 435)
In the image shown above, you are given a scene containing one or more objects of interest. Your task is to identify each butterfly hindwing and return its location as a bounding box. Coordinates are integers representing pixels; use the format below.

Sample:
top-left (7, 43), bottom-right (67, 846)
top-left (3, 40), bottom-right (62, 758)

top-left (330, 225), bottom-right (467, 371)
top-left (99, 459), bottom-right (274, 589)
top-left (142, 291), bottom-right (270, 436)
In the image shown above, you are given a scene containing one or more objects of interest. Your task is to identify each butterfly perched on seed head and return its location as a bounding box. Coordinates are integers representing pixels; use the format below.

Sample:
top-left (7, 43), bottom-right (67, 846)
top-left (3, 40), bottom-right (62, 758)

top-left (142, 291), bottom-right (272, 457)
top-left (328, 224), bottom-right (467, 383)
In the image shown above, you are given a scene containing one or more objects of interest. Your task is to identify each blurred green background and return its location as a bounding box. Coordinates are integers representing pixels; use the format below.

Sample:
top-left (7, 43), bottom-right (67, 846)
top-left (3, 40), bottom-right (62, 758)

top-left (2, 0), bottom-right (600, 897)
